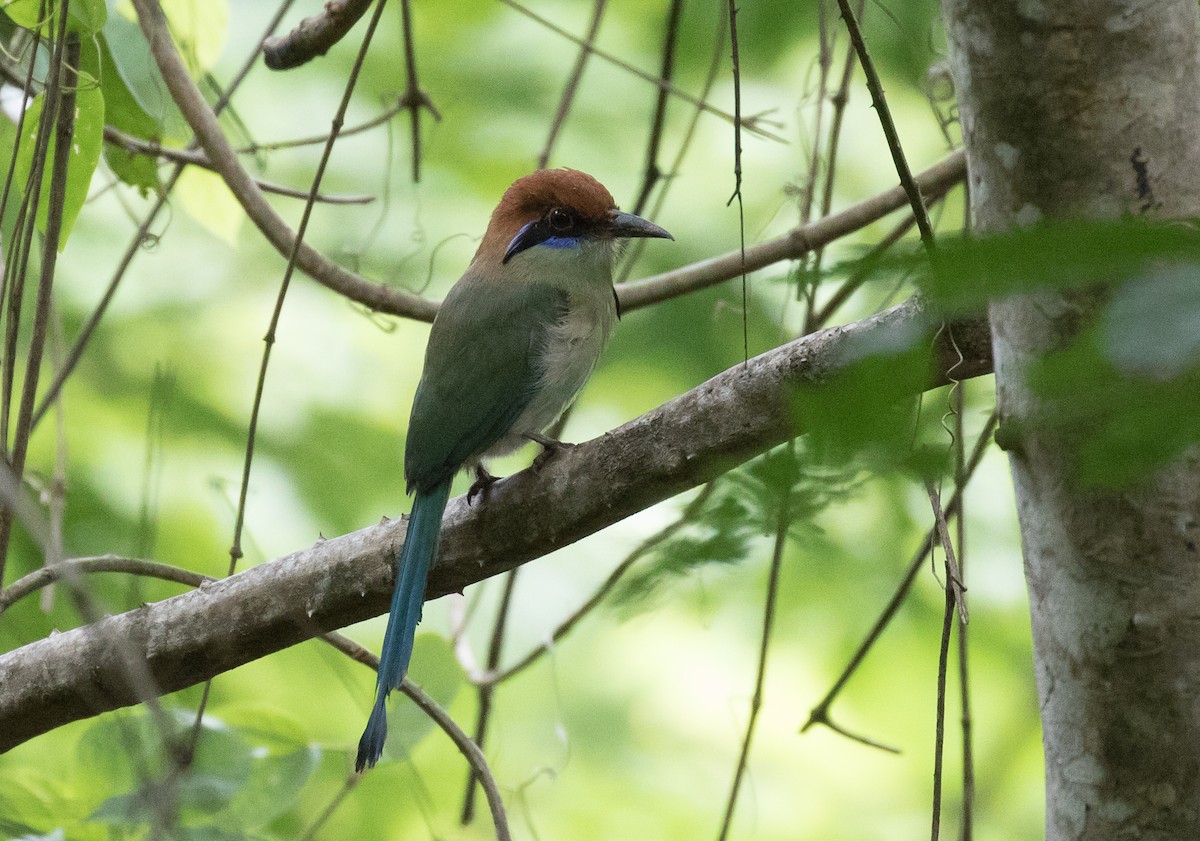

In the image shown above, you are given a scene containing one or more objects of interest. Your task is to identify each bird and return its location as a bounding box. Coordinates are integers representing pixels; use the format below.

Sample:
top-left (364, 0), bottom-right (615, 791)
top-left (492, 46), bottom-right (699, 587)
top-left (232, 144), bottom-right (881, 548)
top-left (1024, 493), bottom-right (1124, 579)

top-left (356, 168), bottom-right (672, 771)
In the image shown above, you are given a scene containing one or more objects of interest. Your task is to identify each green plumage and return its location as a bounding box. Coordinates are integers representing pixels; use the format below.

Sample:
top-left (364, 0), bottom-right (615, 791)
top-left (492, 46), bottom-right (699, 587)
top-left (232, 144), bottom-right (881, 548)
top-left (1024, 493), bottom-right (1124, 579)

top-left (404, 273), bottom-right (568, 493)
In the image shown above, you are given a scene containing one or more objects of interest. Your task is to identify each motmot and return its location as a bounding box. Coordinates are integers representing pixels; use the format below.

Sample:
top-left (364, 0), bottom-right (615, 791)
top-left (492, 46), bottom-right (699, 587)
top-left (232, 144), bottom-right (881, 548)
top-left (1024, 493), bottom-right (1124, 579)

top-left (356, 169), bottom-right (672, 771)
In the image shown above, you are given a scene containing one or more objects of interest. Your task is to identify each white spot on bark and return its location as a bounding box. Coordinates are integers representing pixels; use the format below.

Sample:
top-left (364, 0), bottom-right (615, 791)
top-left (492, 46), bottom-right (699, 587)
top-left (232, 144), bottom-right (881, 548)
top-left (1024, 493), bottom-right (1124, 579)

top-left (1016, 0), bottom-right (1048, 21)
top-left (1106, 7), bottom-right (1142, 33)
top-left (1097, 798), bottom-right (1136, 821)
top-left (995, 142), bottom-right (1019, 169)
top-left (1014, 203), bottom-right (1043, 225)
top-left (1063, 752), bottom-right (1104, 785)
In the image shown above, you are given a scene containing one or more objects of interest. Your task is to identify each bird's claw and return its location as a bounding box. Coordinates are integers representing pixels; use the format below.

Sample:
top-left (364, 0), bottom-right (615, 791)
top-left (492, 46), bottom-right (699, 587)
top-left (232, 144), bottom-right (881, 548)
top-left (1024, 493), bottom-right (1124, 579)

top-left (525, 432), bottom-right (575, 471)
top-left (467, 465), bottom-right (499, 505)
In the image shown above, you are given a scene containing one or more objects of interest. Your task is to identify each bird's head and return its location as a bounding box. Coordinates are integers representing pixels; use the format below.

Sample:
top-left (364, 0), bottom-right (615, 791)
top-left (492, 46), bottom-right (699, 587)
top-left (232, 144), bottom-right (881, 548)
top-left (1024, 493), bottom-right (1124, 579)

top-left (474, 169), bottom-right (672, 270)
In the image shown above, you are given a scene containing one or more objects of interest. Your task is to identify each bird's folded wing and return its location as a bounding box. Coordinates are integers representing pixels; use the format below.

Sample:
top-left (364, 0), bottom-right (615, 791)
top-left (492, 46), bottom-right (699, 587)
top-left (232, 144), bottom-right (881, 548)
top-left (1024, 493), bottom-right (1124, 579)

top-left (403, 275), bottom-right (567, 492)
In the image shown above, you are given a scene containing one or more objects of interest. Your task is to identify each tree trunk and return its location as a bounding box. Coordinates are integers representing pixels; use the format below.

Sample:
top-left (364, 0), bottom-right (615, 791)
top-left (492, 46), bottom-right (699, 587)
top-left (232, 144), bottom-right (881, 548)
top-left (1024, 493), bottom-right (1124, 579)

top-left (940, 2), bottom-right (1200, 839)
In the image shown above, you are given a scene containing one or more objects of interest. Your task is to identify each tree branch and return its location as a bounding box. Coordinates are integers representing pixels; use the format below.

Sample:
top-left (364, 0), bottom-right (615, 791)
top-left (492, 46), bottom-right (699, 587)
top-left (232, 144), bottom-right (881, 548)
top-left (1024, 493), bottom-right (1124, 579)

top-left (616, 150), bottom-right (964, 312)
top-left (0, 297), bottom-right (991, 751)
top-left (102, 127), bottom-right (375, 204)
top-left (130, 0), bottom-right (438, 321)
top-left (262, 0), bottom-right (374, 70)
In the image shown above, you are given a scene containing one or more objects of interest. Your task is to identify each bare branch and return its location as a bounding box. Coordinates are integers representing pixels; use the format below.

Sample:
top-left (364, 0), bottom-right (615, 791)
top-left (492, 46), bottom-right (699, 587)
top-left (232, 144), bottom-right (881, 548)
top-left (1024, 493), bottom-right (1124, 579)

top-left (102, 127), bottom-right (376, 204)
top-left (262, 0), bottom-right (374, 70)
top-left (0, 555), bottom-right (212, 614)
top-left (498, 0), bottom-right (785, 142)
top-left (538, 0), bottom-right (608, 170)
top-left (617, 150), bottom-right (965, 312)
top-left (0, 297), bottom-right (991, 750)
top-left (834, 0), bottom-right (934, 251)
top-left (130, 0), bottom-right (438, 321)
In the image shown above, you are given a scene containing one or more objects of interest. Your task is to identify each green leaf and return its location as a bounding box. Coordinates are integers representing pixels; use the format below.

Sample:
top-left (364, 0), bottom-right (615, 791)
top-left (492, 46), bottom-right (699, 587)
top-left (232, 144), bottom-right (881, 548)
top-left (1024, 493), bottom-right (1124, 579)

top-left (612, 446), bottom-right (862, 613)
top-left (13, 83), bottom-right (105, 249)
top-left (919, 219), bottom-right (1200, 312)
top-left (1023, 269), bottom-right (1200, 486)
top-left (382, 634), bottom-right (465, 761)
top-left (0, 770), bottom-right (68, 838)
top-left (103, 9), bottom-right (189, 142)
top-left (793, 311), bottom-right (937, 472)
top-left (3, 0), bottom-right (106, 33)
top-left (80, 709), bottom-right (253, 830)
top-left (98, 27), bottom-right (163, 190)
top-left (206, 705), bottom-right (319, 830)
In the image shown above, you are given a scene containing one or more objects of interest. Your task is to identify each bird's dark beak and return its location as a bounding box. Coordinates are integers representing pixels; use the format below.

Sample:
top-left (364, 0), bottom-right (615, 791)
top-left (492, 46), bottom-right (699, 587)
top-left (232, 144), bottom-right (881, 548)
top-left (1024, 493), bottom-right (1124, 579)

top-left (607, 210), bottom-right (673, 241)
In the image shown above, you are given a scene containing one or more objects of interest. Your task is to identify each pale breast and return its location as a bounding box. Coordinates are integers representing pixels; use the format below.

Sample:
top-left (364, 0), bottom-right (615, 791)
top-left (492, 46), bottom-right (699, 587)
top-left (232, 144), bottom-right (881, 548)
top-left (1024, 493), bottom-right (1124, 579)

top-left (485, 286), bottom-right (616, 457)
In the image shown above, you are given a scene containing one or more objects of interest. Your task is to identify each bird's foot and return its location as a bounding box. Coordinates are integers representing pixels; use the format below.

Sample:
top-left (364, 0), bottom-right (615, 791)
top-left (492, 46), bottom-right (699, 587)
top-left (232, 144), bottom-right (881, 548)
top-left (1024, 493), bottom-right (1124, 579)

top-left (467, 465), bottom-right (499, 505)
top-left (525, 431), bottom-right (575, 470)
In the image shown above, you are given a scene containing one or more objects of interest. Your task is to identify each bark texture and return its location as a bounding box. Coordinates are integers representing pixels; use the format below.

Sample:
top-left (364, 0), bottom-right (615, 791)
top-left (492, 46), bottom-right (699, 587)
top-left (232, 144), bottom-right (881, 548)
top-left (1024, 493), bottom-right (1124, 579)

top-left (941, 2), bottom-right (1200, 838)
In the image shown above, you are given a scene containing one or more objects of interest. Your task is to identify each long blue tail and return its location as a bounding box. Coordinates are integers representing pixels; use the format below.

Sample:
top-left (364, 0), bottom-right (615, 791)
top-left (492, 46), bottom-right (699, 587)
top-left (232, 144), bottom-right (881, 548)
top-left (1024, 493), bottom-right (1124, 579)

top-left (356, 479), bottom-right (452, 772)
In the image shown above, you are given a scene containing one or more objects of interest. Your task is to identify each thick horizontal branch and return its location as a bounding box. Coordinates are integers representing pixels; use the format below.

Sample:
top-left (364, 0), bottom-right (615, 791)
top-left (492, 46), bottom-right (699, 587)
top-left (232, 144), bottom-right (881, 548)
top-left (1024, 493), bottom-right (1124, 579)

top-left (0, 298), bottom-right (992, 751)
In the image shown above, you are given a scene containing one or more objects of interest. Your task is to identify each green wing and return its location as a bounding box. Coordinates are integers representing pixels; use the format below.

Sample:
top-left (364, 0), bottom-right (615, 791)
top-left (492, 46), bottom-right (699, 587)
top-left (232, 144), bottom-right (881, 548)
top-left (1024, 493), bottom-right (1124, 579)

top-left (403, 274), bottom-right (566, 493)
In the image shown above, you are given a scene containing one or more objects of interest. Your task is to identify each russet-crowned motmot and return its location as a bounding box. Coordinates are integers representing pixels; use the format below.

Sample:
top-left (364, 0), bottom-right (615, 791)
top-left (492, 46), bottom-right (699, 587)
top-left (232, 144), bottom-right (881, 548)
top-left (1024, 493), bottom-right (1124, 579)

top-left (356, 169), bottom-right (672, 771)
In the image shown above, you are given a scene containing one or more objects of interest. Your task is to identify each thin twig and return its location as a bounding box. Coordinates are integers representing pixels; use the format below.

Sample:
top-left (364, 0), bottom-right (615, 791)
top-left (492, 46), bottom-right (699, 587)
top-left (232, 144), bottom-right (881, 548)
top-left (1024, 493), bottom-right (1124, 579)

top-left (833, 0), bottom-right (934, 252)
top-left (396, 0), bottom-right (440, 182)
top-left (954, 376), bottom-right (974, 841)
top-left (798, 0), bottom-right (833, 228)
top-left (924, 480), bottom-right (967, 623)
top-left (537, 0), bottom-right (608, 170)
top-left (0, 27), bottom-right (77, 573)
top-left (485, 482), bottom-right (718, 685)
top-left (461, 568), bottom-right (520, 824)
top-left (800, 0), bottom-right (865, 326)
top-left (817, 0), bottom-right (865, 228)
top-left (716, 483), bottom-right (789, 841)
top-left (0, 554), bottom-right (212, 613)
top-left (801, 411), bottom-right (996, 742)
top-left (498, 0), bottom-right (785, 142)
top-left (618, 151), bottom-right (964, 312)
top-left (41, 307), bottom-right (68, 609)
top-left (319, 631), bottom-right (512, 841)
top-left (101, 127), bottom-right (376, 203)
top-left (931, 574), bottom-right (955, 841)
top-left (238, 103), bottom-right (404, 153)
top-left (631, 0), bottom-right (682, 215)
top-left (725, 0), bottom-right (748, 363)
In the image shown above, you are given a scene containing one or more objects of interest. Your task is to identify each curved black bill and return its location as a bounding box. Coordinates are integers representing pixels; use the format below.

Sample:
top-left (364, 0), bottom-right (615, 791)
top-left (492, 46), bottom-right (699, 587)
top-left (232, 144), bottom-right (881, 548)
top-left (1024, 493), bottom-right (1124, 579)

top-left (608, 210), bottom-right (673, 241)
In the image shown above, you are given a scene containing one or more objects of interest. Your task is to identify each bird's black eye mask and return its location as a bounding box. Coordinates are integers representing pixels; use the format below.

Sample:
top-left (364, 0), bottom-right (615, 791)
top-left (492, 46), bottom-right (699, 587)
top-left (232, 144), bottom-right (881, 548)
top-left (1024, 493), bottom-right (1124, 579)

top-left (503, 206), bottom-right (588, 263)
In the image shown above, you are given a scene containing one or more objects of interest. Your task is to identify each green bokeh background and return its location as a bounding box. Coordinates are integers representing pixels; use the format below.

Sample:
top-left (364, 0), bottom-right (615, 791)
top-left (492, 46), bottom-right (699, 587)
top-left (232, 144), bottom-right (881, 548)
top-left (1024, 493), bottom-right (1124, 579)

top-left (0, 0), bottom-right (1042, 838)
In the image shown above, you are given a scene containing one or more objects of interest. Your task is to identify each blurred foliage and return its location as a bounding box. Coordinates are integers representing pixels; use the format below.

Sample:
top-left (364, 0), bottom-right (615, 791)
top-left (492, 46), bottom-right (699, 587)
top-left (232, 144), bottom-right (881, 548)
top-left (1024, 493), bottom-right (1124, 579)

top-left (917, 221), bottom-right (1200, 484)
top-left (612, 444), bottom-right (863, 613)
top-left (0, 0), bottom-right (1062, 839)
